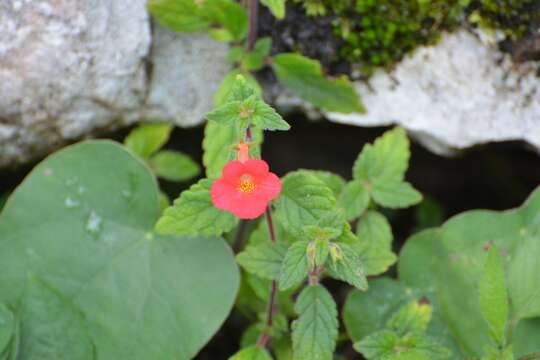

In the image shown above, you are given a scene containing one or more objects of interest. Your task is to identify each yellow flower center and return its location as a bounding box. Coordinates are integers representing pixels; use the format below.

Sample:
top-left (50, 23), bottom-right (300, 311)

top-left (238, 174), bottom-right (256, 193)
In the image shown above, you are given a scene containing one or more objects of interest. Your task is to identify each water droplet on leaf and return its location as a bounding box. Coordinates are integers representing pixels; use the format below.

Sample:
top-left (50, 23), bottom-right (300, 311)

top-left (86, 211), bottom-right (102, 237)
top-left (64, 197), bottom-right (80, 208)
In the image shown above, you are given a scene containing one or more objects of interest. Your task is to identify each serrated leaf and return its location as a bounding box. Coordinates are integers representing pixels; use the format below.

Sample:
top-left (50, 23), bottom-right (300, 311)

top-left (237, 243), bottom-right (288, 280)
top-left (338, 181), bottom-right (370, 220)
top-left (479, 246), bottom-right (509, 345)
top-left (252, 100), bottom-right (290, 131)
top-left (306, 239), bottom-right (330, 268)
top-left (292, 285), bottom-right (338, 360)
top-left (326, 243), bottom-right (368, 291)
top-left (307, 171), bottom-right (346, 198)
top-left (214, 70), bottom-right (262, 107)
top-left (202, 121), bottom-right (263, 179)
top-left (354, 210), bottom-right (397, 276)
top-left (275, 171), bottom-right (338, 238)
top-left (279, 241), bottom-right (309, 290)
top-left (247, 218), bottom-right (297, 247)
top-left (230, 346), bottom-right (273, 360)
top-left (355, 331), bottom-right (451, 360)
top-left (372, 181), bottom-right (422, 209)
top-left (206, 100), bottom-right (245, 126)
top-left (388, 301), bottom-right (433, 335)
top-left (124, 123), bottom-right (172, 158)
top-left (353, 127), bottom-right (410, 184)
top-left (149, 150), bottom-right (200, 182)
top-left (272, 53), bottom-right (364, 113)
top-left (156, 178), bottom-right (238, 236)
top-left (261, 0), bottom-right (286, 19)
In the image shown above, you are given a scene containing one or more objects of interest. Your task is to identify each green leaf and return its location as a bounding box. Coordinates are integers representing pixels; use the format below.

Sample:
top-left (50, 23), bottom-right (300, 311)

top-left (353, 127), bottom-right (410, 184)
top-left (292, 285), bottom-right (338, 360)
top-left (275, 171), bottom-right (338, 238)
top-left (354, 210), bottom-right (397, 276)
top-left (272, 53), bottom-right (364, 113)
top-left (241, 37), bottom-right (273, 71)
top-left (326, 243), bottom-right (368, 291)
top-left (237, 242), bottom-right (288, 280)
top-left (206, 98), bottom-right (252, 129)
top-left (202, 120), bottom-right (263, 179)
top-left (355, 331), bottom-right (451, 360)
top-left (0, 141), bottom-right (239, 359)
top-left (156, 178), bottom-right (238, 236)
top-left (252, 100), bottom-right (290, 131)
top-left (147, 0), bottom-right (211, 32)
top-left (388, 301), bottom-right (433, 335)
top-left (261, 0), bottom-right (286, 19)
top-left (149, 150), bottom-right (200, 182)
top-left (279, 241), bottom-right (310, 291)
top-left (372, 180), bottom-right (422, 209)
top-left (230, 346), bottom-right (273, 360)
top-left (479, 246), bottom-right (509, 345)
top-left (398, 187), bottom-right (540, 357)
top-left (306, 239), bottom-right (330, 268)
top-left (307, 171), bottom-right (346, 198)
top-left (0, 304), bottom-right (14, 354)
top-left (338, 181), bottom-right (370, 220)
top-left (124, 123), bottom-right (172, 158)
top-left (17, 278), bottom-right (93, 360)
top-left (213, 70), bottom-right (262, 107)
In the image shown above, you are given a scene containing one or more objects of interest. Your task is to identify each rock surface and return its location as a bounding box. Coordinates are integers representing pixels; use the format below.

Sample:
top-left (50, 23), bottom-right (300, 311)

top-left (324, 30), bottom-right (540, 155)
top-left (0, 0), bottom-right (228, 167)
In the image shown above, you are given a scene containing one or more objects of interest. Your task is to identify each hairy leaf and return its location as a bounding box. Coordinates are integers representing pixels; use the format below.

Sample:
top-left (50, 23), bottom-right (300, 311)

top-left (292, 285), bottom-right (338, 360)
top-left (279, 241), bottom-right (310, 291)
top-left (372, 180), bottom-right (422, 209)
top-left (237, 243), bottom-right (288, 280)
top-left (326, 243), bottom-right (368, 291)
top-left (338, 181), bottom-right (370, 220)
top-left (156, 178), bottom-right (238, 236)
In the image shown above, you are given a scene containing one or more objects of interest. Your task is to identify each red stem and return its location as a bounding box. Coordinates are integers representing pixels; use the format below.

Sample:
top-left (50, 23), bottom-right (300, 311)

top-left (246, 0), bottom-right (258, 51)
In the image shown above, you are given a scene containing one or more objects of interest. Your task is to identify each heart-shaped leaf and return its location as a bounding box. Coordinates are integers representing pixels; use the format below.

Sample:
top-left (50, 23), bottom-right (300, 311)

top-left (0, 141), bottom-right (239, 360)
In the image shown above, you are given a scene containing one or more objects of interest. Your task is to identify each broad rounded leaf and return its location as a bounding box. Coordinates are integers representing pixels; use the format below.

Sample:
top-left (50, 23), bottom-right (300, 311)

top-left (0, 304), bottom-right (14, 354)
top-left (124, 123), bottom-right (172, 159)
top-left (0, 141), bottom-right (239, 359)
top-left (149, 150), bottom-right (200, 182)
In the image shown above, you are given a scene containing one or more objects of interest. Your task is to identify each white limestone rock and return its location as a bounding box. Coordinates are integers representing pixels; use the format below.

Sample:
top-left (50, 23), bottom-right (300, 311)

top-left (325, 30), bottom-right (540, 155)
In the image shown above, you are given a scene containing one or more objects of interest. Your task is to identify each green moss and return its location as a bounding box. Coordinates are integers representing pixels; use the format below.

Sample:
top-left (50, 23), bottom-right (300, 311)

top-left (473, 0), bottom-right (539, 39)
top-left (294, 0), bottom-right (538, 72)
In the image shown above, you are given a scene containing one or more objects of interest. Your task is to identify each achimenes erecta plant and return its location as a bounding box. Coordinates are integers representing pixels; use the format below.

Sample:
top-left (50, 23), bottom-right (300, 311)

top-left (156, 76), bottom-right (422, 359)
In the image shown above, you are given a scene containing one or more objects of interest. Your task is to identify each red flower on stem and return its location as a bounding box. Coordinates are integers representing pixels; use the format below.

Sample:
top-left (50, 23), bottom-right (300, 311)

top-left (211, 142), bottom-right (281, 219)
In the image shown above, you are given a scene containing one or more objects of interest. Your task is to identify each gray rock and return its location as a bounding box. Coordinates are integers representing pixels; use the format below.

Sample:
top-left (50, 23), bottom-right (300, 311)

top-left (325, 30), bottom-right (540, 155)
top-left (0, 0), bottom-right (228, 168)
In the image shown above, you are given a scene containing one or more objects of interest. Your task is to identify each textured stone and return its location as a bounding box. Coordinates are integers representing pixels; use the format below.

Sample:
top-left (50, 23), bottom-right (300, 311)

top-left (0, 0), bottom-right (228, 168)
top-left (324, 31), bottom-right (540, 155)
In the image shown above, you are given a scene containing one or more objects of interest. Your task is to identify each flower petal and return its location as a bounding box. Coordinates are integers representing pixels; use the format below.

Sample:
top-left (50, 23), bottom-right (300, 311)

top-left (228, 193), bottom-right (268, 219)
top-left (244, 159), bottom-right (269, 179)
top-left (210, 179), bottom-right (237, 211)
top-left (222, 161), bottom-right (245, 184)
top-left (258, 172), bottom-right (282, 201)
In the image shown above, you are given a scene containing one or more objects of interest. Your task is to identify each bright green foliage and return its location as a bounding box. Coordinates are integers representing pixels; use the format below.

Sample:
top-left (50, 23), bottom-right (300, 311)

top-left (0, 141), bottom-right (239, 359)
top-left (292, 285), bottom-right (338, 360)
top-left (307, 171), bottom-right (346, 198)
top-left (326, 243), bottom-right (368, 291)
top-left (261, 0), bottom-right (286, 19)
top-left (149, 150), bottom-right (200, 182)
top-left (237, 242), bottom-right (288, 280)
top-left (338, 181), bottom-right (369, 220)
top-left (230, 346), bottom-right (273, 360)
top-left (479, 246), bottom-right (509, 345)
top-left (0, 304), bottom-right (14, 355)
top-left (275, 171), bottom-right (340, 238)
top-left (148, 0), bottom-right (248, 41)
top-left (351, 127), bottom-right (422, 209)
top-left (388, 302), bottom-right (433, 335)
top-left (355, 330), bottom-right (452, 360)
top-left (229, 38), bottom-right (273, 71)
top-left (124, 123), bottom-right (172, 159)
top-left (156, 178), bottom-right (238, 236)
top-left (306, 239), bottom-right (330, 268)
top-left (279, 241), bottom-right (310, 290)
top-left (398, 186), bottom-right (540, 357)
top-left (213, 70), bottom-right (263, 107)
top-left (272, 53), bottom-right (364, 113)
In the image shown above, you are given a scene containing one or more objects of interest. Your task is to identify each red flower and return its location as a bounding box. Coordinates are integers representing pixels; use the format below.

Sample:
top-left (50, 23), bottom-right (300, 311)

top-left (211, 159), bottom-right (281, 219)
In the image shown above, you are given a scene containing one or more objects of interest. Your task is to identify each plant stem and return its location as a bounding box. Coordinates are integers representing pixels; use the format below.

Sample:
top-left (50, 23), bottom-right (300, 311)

top-left (520, 353), bottom-right (540, 360)
top-left (257, 207), bottom-right (278, 348)
top-left (246, 0), bottom-right (258, 51)
top-left (232, 220), bottom-right (249, 252)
